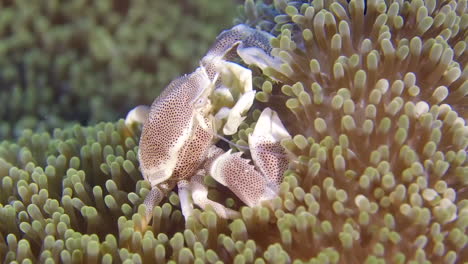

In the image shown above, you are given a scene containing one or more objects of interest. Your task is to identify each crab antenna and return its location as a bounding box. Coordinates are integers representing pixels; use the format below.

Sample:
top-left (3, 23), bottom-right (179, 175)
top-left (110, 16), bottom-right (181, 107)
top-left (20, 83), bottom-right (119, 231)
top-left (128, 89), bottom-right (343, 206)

top-left (214, 133), bottom-right (250, 151)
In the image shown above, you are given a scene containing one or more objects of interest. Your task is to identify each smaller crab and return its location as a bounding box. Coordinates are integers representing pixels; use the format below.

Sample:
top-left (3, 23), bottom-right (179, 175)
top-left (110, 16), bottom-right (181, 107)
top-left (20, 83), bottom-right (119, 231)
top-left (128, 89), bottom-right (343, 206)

top-left (126, 24), bottom-right (289, 222)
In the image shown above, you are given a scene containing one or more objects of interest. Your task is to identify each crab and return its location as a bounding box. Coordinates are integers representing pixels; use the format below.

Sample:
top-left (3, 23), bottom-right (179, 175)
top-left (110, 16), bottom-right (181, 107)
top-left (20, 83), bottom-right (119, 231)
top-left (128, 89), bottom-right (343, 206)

top-left (126, 24), bottom-right (290, 222)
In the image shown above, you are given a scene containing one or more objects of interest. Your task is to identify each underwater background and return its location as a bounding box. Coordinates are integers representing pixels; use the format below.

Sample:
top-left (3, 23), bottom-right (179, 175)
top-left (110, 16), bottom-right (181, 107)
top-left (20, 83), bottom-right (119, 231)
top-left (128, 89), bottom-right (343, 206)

top-left (0, 0), bottom-right (237, 139)
top-left (1, 0), bottom-right (467, 263)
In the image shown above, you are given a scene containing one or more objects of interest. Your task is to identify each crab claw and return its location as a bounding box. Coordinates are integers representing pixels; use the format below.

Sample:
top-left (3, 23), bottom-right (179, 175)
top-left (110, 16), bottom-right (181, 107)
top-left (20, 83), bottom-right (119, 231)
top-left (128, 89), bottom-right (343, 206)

top-left (209, 150), bottom-right (275, 207)
top-left (208, 108), bottom-right (291, 208)
top-left (236, 37), bottom-right (282, 72)
top-left (248, 107), bottom-right (291, 186)
top-left (203, 24), bottom-right (282, 80)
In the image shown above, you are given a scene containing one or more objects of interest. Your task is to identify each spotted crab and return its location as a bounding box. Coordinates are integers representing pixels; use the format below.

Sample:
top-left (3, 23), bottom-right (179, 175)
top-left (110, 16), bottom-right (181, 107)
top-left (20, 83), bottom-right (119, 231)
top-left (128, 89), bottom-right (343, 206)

top-left (126, 24), bottom-right (290, 222)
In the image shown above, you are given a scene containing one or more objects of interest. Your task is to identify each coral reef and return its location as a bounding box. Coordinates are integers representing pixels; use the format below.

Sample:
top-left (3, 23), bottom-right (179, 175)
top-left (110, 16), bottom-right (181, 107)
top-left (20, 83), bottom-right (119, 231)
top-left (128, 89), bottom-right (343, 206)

top-left (0, 0), bottom-right (236, 139)
top-left (1, 0), bottom-right (467, 263)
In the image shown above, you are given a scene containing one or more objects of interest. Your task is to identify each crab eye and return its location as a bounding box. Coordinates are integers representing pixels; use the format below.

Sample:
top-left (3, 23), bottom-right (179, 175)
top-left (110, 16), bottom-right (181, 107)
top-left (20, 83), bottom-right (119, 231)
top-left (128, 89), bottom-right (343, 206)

top-left (195, 97), bottom-right (206, 107)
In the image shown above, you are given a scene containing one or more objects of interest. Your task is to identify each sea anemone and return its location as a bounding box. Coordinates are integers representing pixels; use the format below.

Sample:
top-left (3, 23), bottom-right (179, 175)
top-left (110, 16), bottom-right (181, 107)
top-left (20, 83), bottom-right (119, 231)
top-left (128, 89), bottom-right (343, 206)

top-left (240, 0), bottom-right (467, 262)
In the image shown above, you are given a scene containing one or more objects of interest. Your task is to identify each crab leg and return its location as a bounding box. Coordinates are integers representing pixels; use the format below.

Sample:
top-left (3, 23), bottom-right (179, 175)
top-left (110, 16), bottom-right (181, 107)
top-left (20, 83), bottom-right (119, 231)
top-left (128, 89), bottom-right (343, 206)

top-left (177, 180), bottom-right (194, 220)
top-left (143, 182), bottom-right (175, 223)
top-left (191, 171), bottom-right (240, 219)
